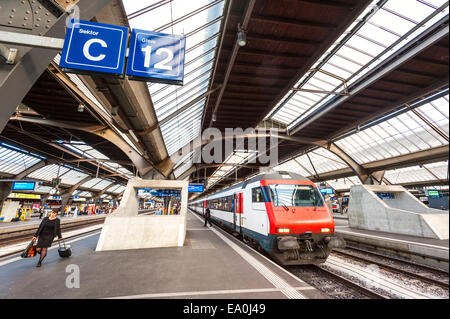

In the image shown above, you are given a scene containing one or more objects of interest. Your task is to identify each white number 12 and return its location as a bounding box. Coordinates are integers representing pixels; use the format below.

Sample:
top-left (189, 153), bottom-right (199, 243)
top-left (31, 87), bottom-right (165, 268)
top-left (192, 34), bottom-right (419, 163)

top-left (141, 46), bottom-right (173, 70)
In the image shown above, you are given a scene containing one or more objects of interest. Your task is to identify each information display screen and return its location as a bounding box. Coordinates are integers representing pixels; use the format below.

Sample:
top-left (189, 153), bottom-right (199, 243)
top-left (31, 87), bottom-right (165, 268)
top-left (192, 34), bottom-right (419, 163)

top-left (188, 184), bottom-right (204, 193)
top-left (320, 188), bottom-right (334, 195)
top-left (376, 192), bottom-right (395, 199)
top-left (138, 189), bottom-right (181, 197)
top-left (12, 181), bottom-right (36, 191)
top-left (427, 190), bottom-right (442, 198)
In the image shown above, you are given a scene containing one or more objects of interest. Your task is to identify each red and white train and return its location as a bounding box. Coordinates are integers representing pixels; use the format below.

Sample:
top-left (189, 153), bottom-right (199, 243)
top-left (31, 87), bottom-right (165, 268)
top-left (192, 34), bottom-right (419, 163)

top-left (189, 172), bottom-right (344, 265)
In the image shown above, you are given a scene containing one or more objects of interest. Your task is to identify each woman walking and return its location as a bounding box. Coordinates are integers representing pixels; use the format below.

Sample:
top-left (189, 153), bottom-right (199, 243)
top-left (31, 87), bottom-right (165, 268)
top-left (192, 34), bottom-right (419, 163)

top-left (32, 208), bottom-right (63, 267)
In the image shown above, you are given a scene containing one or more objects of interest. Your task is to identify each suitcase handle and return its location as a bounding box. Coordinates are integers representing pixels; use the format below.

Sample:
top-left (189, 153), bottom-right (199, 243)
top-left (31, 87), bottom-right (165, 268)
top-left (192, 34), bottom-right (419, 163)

top-left (58, 239), bottom-right (67, 249)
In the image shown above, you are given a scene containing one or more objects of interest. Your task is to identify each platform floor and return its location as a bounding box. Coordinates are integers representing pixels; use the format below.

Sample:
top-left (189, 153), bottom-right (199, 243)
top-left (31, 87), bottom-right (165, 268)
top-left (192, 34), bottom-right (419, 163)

top-left (335, 218), bottom-right (448, 270)
top-left (0, 211), bottom-right (325, 299)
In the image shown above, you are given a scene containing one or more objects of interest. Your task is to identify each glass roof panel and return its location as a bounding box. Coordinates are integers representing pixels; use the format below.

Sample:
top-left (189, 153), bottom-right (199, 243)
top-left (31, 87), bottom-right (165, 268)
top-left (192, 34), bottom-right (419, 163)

top-left (173, 157), bottom-right (193, 179)
top-left (78, 191), bottom-right (92, 197)
top-left (58, 141), bottom-right (134, 179)
top-left (425, 161), bottom-right (449, 180)
top-left (111, 185), bottom-right (126, 194)
top-left (335, 94), bottom-right (449, 165)
top-left (267, 0), bottom-right (449, 128)
top-left (384, 165), bottom-right (436, 184)
top-left (27, 164), bottom-right (70, 182)
top-left (160, 99), bottom-right (205, 155)
top-left (207, 150), bottom-right (257, 189)
top-left (58, 169), bottom-right (89, 186)
top-left (273, 159), bottom-right (310, 177)
top-left (108, 184), bottom-right (123, 193)
top-left (35, 185), bottom-right (54, 194)
top-left (0, 144), bottom-right (43, 176)
top-left (89, 179), bottom-right (114, 190)
top-left (319, 176), bottom-right (362, 191)
top-left (81, 178), bottom-right (103, 189)
top-left (124, 0), bottom-right (226, 159)
top-left (307, 148), bottom-right (347, 174)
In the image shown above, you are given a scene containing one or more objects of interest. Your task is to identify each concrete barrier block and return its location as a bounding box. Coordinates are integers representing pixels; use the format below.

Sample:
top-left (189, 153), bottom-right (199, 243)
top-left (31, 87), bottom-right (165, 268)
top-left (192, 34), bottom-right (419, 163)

top-left (96, 178), bottom-right (188, 251)
top-left (347, 185), bottom-right (449, 240)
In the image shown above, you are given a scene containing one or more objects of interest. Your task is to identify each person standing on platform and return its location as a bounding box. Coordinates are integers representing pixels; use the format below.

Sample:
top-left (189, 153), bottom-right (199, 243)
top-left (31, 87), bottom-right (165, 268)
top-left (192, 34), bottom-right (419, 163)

top-left (31, 208), bottom-right (62, 267)
top-left (39, 207), bottom-right (43, 220)
top-left (204, 207), bottom-right (212, 227)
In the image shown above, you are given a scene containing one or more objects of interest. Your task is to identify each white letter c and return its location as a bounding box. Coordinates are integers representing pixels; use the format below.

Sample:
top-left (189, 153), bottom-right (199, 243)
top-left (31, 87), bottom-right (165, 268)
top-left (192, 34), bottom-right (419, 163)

top-left (83, 38), bottom-right (107, 61)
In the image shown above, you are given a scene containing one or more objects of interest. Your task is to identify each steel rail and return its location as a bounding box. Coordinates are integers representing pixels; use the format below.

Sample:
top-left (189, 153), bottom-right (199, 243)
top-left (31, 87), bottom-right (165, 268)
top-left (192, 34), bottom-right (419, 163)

top-left (0, 210), bottom-right (155, 259)
top-left (309, 265), bottom-right (387, 299)
top-left (333, 249), bottom-right (449, 289)
top-left (188, 208), bottom-right (386, 298)
top-left (344, 245), bottom-right (449, 275)
top-left (0, 219), bottom-right (105, 247)
top-left (0, 227), bottom-right (102, 259)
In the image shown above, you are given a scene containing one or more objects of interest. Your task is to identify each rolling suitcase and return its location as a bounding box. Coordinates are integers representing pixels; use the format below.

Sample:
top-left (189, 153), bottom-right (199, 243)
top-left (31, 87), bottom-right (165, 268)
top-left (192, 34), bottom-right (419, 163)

top-left (57, 239), bottom-right (72, 258)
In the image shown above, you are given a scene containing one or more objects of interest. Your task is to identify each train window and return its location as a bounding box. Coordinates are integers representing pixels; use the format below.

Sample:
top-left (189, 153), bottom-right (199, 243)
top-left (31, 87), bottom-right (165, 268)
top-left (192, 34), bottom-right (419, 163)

top-left (224, 196), bottom-right (232, 212)
top-left (206, 196), bottom-right (234, 212)
top-left (252, 187), bottom-right (265, 202)
top-left (269, 184), bottom-right (324, 207)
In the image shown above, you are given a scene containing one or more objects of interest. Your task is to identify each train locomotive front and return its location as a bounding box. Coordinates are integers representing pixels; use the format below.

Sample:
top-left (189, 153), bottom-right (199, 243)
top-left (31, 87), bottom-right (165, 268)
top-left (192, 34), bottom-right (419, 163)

top-left (190, 172), bottom-right (345, 266)
top-left (257, 176), bottom-right (344, 265)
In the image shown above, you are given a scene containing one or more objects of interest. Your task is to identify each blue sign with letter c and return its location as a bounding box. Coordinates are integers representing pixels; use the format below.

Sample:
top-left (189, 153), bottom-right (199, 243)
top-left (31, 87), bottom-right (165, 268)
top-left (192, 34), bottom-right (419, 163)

top-left (126, 29), bottom-right (186, 85)
top-left (59, 20), bottom-right (128, 75)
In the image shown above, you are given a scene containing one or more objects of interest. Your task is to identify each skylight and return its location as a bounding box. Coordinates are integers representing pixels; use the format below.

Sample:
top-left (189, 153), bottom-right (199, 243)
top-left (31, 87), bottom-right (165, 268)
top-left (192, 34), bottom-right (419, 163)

top-left (0, 144), bottom-right (43, 176)
top-left (207, 150), bottom-right (257, 189)
top-left (267, 0), bottom-right (449, 129)
top-left (57, 140), bottom-right (134, 179)
top-left (123, 0), bottom-right (227, 157)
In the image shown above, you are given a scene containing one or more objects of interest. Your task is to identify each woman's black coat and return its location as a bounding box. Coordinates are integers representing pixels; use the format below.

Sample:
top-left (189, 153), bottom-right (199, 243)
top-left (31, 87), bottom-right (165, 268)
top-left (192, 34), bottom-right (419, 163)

top-left (34, 217), bottom-right (62, 239)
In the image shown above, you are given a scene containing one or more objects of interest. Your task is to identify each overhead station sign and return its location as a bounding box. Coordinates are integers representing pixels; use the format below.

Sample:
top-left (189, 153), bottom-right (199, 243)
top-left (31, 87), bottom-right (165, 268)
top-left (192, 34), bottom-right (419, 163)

top-left (59, 20), bottom-right (128, 76)
top-left (126, 29), bottom-right (186, 85)
top-left (59, 20), bottom-right (185, 85)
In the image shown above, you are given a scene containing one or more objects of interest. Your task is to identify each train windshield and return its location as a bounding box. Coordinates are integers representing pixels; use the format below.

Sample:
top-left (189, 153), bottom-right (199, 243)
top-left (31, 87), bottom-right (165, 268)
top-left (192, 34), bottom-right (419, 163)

top-left (267, 184), bottom-right (324, 207)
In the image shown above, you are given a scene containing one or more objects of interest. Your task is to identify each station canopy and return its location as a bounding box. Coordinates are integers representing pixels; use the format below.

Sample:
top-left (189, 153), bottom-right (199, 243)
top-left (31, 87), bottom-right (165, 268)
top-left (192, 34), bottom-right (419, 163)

top-left (2, 0), bottom-right (448, 198)
top-left (125, 0), bottom-right (448, 183)
top-left (268, 0), bottom-right (449, 127)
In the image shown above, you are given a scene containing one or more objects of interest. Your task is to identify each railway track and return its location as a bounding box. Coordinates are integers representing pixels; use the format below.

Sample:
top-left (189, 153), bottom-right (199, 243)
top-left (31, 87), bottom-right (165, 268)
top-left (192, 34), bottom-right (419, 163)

top-left (190, 209), bottom-right (388, 298)
top-left (343, 238), bottom-right (448, 270)
top-left (0, 218), bottom-right (106, 248)
top-left (332, 248), bottom-right (449, 290)
top-left (0, 210), bottom-right (156, 259)
top-left (190, 209), bottom-right (448, 299)
top-left (343, 245), bottom-right (449, 275)
top-left (0, 226), bottom-right (103, 259)
top-left (286, 264), bottom-right (387, 299)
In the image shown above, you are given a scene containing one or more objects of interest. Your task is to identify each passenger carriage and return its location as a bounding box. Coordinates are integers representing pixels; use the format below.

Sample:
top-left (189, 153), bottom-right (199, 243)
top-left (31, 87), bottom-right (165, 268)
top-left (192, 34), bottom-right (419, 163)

top-left (189, 172), bottom-right (345, 265)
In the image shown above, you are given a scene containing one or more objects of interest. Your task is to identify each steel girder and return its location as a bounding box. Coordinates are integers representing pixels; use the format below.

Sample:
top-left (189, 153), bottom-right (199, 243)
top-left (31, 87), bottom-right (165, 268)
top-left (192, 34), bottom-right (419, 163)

top-left (0, 0), bottom-right (113, 133)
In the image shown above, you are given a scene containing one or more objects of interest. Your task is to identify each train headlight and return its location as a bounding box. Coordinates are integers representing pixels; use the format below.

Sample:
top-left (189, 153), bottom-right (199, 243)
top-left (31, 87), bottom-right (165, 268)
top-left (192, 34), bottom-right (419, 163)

top-left (321, 228), bottom-right (331, 233)
top-left (277, 228), bottom-right (290, 234)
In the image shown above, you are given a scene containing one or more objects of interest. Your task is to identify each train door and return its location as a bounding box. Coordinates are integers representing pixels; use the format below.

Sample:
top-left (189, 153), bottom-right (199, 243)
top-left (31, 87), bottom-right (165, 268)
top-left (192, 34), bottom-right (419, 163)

top-left (234, 193), bottom-right (243, 235)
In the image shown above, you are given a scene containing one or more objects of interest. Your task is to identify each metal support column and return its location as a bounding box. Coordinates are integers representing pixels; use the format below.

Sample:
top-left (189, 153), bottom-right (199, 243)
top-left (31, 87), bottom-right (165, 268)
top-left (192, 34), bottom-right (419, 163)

top-left (0, 0), bottom-right (113, 134)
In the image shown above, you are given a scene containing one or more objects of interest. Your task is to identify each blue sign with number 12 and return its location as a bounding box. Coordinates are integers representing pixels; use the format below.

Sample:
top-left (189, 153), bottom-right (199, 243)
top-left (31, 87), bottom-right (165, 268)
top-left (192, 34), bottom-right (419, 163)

top-left (126, 29), bottom-right (186, 85)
